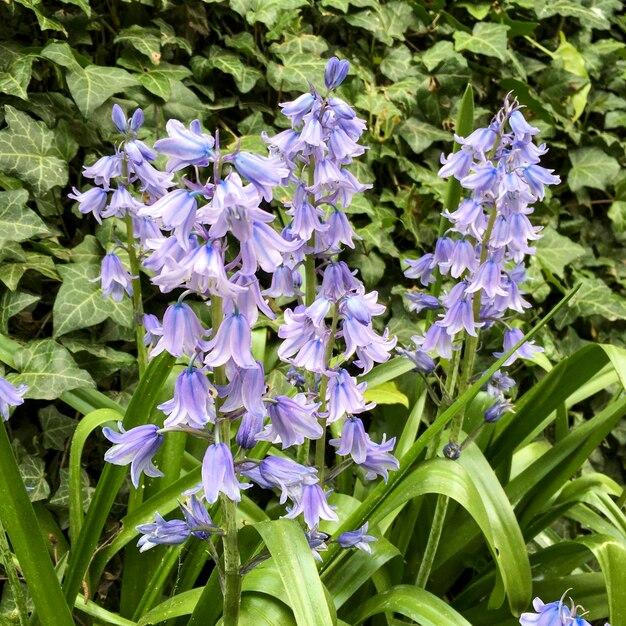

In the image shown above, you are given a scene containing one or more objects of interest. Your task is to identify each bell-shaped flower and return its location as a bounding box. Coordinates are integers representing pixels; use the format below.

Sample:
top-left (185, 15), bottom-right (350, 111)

top-left (0, 377), bottom-right (28, 421)
top-left (68, 186), bottom-right (108, 223)
top-left (158, 367), bottom-right (217, 429)
top-left (152, 302), bottom-right (208, 358)
top-left (82, 154), bottom-right (123, 190)
top-left (103, 423), bottom-right (164, 487)
top-left (494, 327), bottom-right (543, 366)
top-left (204, 310), bottom-right (256, 370)
top-left (337, 522), bottom-right (377, 554)
top-left (329, 415), bottom-right (369, 463)
top-left (92, 253), bottom-right (134, 302)
top-left (233, 152), bottom-right (289, 201)
top-left (324, 56), bottom-right (350, 90)
top-left (201, 442), bottom-right (248, 504)
top-left (154, 119), bottom-right (215, 171)
top-left (136, 513), bottom-right (190, 552)
top-left (519, 596), bottom-right (591, 626)
top-left (283, 480), bottom-right (338, 529)
top-left (257, 394), bottom-right (323, 448)
top-left (325, 370), bottom-right (372, 423)
top-left (359, 434), bottom-right (399, 482)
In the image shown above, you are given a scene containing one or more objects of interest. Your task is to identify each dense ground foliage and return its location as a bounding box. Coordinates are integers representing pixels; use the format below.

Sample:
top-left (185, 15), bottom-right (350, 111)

top-left (0, 1), bottom-right (625, 625)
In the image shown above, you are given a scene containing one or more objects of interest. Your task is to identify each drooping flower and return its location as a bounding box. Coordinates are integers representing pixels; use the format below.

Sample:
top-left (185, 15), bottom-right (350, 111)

top-left (93, 253), bottom-right (134, 302)
top-left (103, 423), bottom-right (164, 487)
top-left (151, 301), bottom-right (207, 358)
top-left (136, 513), bottom-right (190, 552)
top-left (518, 596), bottom-right (593, 626)
top-left (337, 522), bottom-right (377, 554)
top-left (201, 442), bottom-right (249, 504)
top-left (0, 377), bottom-right (28, 421)
top-left (158, 367), bottom-right (217, 428)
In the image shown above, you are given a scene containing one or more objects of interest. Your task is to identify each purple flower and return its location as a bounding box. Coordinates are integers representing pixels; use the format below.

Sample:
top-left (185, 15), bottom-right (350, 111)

top-left (0, 377), bottom-right (28, 421)
top-left (93, 253), bottom-right (134, 302)
top-left (337, 522), bottom-right (377, 554)
top-left (404, 254), bottom-right (436, 286)
top-left (484, 398), bottom-right (515, 423)
top-left (329, 416), bottom-right (369, 464)
top-left (180, 495), bottom-right (222, 539)
top-left (82, 154), bottom-right (123, 190)
top-left (405, 292), bottom-right (440, 314)
top-left (103, 423), bottom-right (164, 488)
top-left (519, 596), bottom-right (592, 626)
top-left (494, 328), bottom-right (543, 366)
top-left (284, 481), bottom-right (338, 529)
top-left (139, 189), bottom-right (198, 247)
top-left (306, 528), bottom-right (330, 562)
top-left (143, 313), bottom-right (163, 348)
top-left (280, 93), bottom-right (316, 126)
top-left (153, 119), bottom-right (215, 171)
top-left (158, 367), bottom-right (217, 429)
top-left (257, 394), bottom-right (323, 448)
top-left (201, 443), bottom-right (248, 504)
top-left (218, 360), bottom-right (266, 418)
top-left (136, 513), bottom-right (190, 552)
top-left (68, 187), bottom-right (108, 223)
top-left (360, 435), bottom-right (399, 482)
top-left (325, 370), bottom-right (372, 423)
top-left (324, 56), bottom-right (350, 90)
top-left (152, 302), bottom-right (207, 358)
top-left (484, 369), bottom-right (516, 397)
top-left (204, 310), bottom-right (256, 370)
top-left (233, 152), bottom-right (289, 201)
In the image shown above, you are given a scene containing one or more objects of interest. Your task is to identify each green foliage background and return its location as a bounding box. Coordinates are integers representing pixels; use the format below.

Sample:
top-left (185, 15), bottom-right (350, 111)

top-left (0, 0), bottom-right (625, 624)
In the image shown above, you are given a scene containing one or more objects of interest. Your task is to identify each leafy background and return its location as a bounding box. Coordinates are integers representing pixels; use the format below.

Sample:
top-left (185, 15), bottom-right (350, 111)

top-left (0, 0), bottom-right (625, 623)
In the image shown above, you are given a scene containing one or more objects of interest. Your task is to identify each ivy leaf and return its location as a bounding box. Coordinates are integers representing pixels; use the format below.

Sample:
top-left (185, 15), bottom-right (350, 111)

top-left (0, 290), bottom-right (39, 333)
top-left (380, 45), bottom-right (416, 81)
top-left (0, 252), bottom-right (59, 292)
top-left (193, 49), bottom-right (262, 94)
top-left (267, 54), bottom-right (327, 92)
top-left (454, 23), bottom-right (510, 61)
top-left (53, 262), bottom-right (133, 337)
top-left (535, 226), bottom-right (586, 278)
top-left (49, 468), bottom-right (93, 512)
top-left (0, 106), bottom-right (68, 195)
top-left (10, 339), bottom-right (95, 400)
top-left (568, 147), bottom-right (620, 192)
top-left (66, 66), bottom-right (138, 117)
top-left (397, 118), bottom-right (451, 154)
top-left (38, 405), bottom-right (77, 451)
top-left (41, 42), bottom-right (84, 71)
top-left (18, 455), bottom-right (50, 502)
top-left (0, 56), bottom-right (34, 100)
top-left (230, 0), bottom-right (308, 28)
top-left (0, 189), bottom-right (49, 245)
top-left (534, 0), bottom-right (617, 30)
top-left (270, 34), bottom-right (329, 56)
top-left (115, 25), bottom-right (162, 65)
top-left (607, 200), bottom-right (626, 232)
top-left (13, 0), bottom-right (67, 35)
top-left (556, 277), bottom-right (626, 328)
top-left (138, 71), bottom-right (171, 100)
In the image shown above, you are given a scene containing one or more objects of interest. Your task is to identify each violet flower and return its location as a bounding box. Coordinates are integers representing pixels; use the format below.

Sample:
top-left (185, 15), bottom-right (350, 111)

top-left (0, 377), bottom-right (28, 421)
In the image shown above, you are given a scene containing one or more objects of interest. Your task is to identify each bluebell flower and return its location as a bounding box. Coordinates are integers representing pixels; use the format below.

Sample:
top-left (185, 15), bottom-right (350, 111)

top-left (484, 369), bottom-right (516, 397)
top-left (201, 442), bottom-right (248, 504)
top-left (284, 481), bottom-right (338, 529)
top-left (279, 93), bottom-right (316, 126)
top-left (139, 189), bottom-right (198, 248)
top-left (92, 253), bottom-right (134, 302)
top-left (82, 154), bottom-right (123, 190)
top-left (101, 185), bottom-right (142, 220)
top-left (305, 528), bottom-right (330, 562)
top-left (337, 522), bottom-right (377, 554)
top-left (136, 513), bottom-right (190, 552)
top-left (443, 441), bottom-right (462, 460)
top-left (404, 254), bottom-right (436, 286)
top-left (218, 360), bottom-right (267, 418)
top-left (152, 302), bottom-right (207, 358)
top-left (484, 398), bottom-right (515, 423)
top-left (405, 292), bottom-right (440, 314)
top-left (153, 119), bottom-right (215, 171)
top-left (158, 367), bottom-right (217, 429)
top-left (0, 377), bottom-right (28, 421)
top-left (324, 56), bottom-right (350, 90)
top-left (325, 370), bottom-right (372, 423)
top-left (103, 423), bottom-right (164, 488)
top-left (236, 411), bottom-right (266, 449)
top-left (142, 313), bottom-right (162, 348)
top-left (519, 596), bottom-right (592, 626)
top-left (257, 394), bottom-right (323, 448)
top-left (320, 261), bottom-right (359, 300)
top-left (203, 310), bottom-right (257, 370)
top-left (329, 416), bottom-right (369, 464)
top-left (68, 186), bottom-right (108, 223)
top-left (233, 152), bottom-right (289, 201)
top-left (180, 495), bottom-right (222, 539)
top-left (494, 327), bottom-right (543, 366)
top-left (360, 435), bottom-right (399, 482)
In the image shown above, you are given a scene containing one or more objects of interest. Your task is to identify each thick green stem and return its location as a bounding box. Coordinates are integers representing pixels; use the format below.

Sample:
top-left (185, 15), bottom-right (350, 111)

top-left (211, 296), bottom-right (241, 626)
top-left (0, 521), bottom-right (29, 626)
top-left (124, 214), bottom-right (148, 377)
top-left (415, 495), bottom-right (448, 588)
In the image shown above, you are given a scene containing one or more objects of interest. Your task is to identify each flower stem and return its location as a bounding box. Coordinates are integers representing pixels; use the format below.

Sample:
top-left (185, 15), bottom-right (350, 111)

top-left (124, 214), bottom-right (148, 377)
top-left (0, 521), bottom-right (28, 626)
top-left (212, 295), bottom-right (241, 626)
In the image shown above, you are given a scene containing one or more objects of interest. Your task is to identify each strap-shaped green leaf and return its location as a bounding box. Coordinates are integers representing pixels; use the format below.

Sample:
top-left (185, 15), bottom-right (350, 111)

top-left (254, 519), bottom-right (335, 626)
top-left (350, 585), bottom-right (472, 625)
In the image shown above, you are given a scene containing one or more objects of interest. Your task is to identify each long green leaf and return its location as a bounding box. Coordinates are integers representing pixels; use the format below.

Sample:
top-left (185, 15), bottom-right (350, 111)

top-left (0, 421), bottom-right (74, 626)
top-left (62, 352), bottom-right (175, 604)
top-left (350, 585), bottom-right (473, 626)
top-left (254, 519), bottom-right (335, 626)
top-left (137, 588), bottom-right (202, 625)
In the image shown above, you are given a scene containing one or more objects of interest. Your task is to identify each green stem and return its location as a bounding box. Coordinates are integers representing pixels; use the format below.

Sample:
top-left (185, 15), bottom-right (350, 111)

top-left (212, 296), bottom-right (241, 626)
top-left (315, 307), bottom-right (339, 482)
top-left (124, 214), bottom-right (148, 377)
top-left (0, 521), bottom-right (28, 626)
top-left (415, 495), bottom-right (448, 588)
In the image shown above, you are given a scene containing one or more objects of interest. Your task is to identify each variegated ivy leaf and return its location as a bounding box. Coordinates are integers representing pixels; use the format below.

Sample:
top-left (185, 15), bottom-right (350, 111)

top-left (38, 405), bottom-right (77, 451)
top-left (230, 0), bottom-right (308, 28)
top-left (192, 49), bottom-right (262, 94)
top-left (453, 23), bottom-right (510, 62)
top-left (53, 262), bottom-right (133, 337)
top-left (0, 252), bottom-right (59, 292)
top-left (0, 106), bottom-right (68, 195)
top-left (0, 56), bottom-right (34, 100)
top-left (66, 65), bottom-right (138, 117)
top-left (267, 54), bottom-right (327, 92)
top-left (0, 289), bottom-right (40, 333)
top-left (568, 147), bottom-right (620, 192)
top-left (115, 25), bottom-right (163, 65)
top-left (10, 339), bottom-right (95, 400)
top-left (0, 189), bottom-right (49, 246)
top-left (18, 454), bottom-right (50, 502)
top-left (535, 226), bottom-right (586, 278)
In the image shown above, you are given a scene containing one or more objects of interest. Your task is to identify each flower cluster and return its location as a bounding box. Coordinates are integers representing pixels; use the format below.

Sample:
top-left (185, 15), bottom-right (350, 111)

top-left (71, 58), bottom-right (392, 557)
top-left (402, 96), bottom-right (559, 425)
top-left (519, 594), bottom-right (606, 626)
